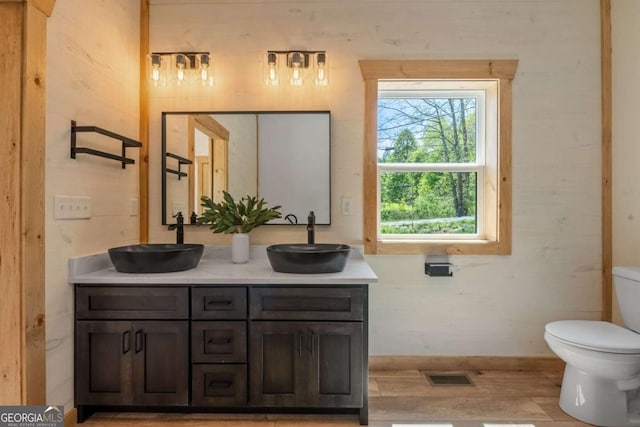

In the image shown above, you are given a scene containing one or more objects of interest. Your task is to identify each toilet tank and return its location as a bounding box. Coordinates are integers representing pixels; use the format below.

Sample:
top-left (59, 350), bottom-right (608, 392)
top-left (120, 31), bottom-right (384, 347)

top-left (613, 266), bottom-right (640, 333)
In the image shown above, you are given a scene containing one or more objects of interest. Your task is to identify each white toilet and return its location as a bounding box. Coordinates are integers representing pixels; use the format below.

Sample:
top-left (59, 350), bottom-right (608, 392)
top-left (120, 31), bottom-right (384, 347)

top-left (544, 266), bottom-right (640, 427)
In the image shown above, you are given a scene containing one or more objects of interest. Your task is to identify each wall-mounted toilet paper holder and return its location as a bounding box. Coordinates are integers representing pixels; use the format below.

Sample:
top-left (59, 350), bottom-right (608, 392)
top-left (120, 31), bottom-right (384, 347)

top-left (425, 254), bottom-right (454, 277)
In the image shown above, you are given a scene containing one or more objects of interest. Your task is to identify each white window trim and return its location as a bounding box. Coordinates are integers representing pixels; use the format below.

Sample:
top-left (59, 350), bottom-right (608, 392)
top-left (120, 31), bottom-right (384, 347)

top-left (377, 87), bottom-right (487, 241)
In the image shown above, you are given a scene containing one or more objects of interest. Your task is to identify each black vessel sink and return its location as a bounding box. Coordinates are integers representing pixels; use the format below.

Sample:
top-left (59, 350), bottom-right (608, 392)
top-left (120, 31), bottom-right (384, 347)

top-left (108, 244), bottom-right (204, 273)
top-left (266, 243), bottom-right (350, 274)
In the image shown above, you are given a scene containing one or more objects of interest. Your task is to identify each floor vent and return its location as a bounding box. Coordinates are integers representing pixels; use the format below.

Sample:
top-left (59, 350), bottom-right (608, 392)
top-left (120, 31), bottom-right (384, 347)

top-left (426, 373), bottom-right (474, 387)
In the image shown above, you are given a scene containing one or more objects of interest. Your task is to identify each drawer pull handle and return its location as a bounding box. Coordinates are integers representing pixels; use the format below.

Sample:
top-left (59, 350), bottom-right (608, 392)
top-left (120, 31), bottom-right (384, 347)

top-left (207, 338), bottom-right (232, 345)
top-left (206, 299), bottom-right (232, 306)
top-left (208, 380), bottom-right (232, 389)
top-left (122, 330), bottom-right (131, 354)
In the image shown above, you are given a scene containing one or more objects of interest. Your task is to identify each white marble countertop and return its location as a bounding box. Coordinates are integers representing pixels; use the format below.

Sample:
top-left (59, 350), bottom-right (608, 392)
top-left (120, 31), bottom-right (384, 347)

top-left (69, 245), bottom-right (378, 285)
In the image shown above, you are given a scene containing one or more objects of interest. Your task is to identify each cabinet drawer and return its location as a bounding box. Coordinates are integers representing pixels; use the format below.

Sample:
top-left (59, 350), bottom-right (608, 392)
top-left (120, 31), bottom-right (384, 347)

top-left (192, 321), bottom-right (247, 363)
top-left (192, 287), bottom-right (247, 320)
top-left (76, 287), bottom-right (189, 319)
top-left (192, 365), bottom-right (247, 407)
top-left (250, 287), bottom-right (364, 321)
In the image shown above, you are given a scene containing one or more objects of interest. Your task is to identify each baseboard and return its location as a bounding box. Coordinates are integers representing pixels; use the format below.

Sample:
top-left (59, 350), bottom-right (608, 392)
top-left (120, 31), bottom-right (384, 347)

top-left (369, 355), bottom-right (564, 371)
top-left (64, 408), bottom-right (76, 427)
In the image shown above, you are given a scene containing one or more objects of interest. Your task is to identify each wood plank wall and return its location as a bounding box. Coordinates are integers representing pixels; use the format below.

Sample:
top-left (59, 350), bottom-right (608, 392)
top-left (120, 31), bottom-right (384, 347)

top-left (600, 0), bottom-right (612, 322)
top-left (0, 0), bottom-right (26, 404)
top-left (0, 0), bottom-right (52, 405)
top-left (139, 0), bottom-right (149, 243)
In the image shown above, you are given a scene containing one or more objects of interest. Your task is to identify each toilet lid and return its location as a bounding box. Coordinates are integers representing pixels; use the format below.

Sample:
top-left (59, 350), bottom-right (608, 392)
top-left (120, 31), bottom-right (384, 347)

top-left (545, 320), bottom-right (640, 354)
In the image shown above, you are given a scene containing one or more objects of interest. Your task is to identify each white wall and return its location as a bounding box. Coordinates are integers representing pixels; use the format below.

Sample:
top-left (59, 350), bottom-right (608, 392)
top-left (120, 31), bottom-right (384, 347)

top-left (214, 114), bottom-right (258, 198)
top-left (148, 0), bottom-right (602, 356)
top-left (612, 0), bottom-right (640, 325)
top-left (45, 0), bottom-right (140, 409)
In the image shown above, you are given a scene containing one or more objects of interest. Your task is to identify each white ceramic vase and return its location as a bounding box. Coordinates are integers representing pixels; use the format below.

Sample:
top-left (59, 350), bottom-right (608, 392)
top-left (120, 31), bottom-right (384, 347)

top-left (232, 233), bottom-right (250, 264)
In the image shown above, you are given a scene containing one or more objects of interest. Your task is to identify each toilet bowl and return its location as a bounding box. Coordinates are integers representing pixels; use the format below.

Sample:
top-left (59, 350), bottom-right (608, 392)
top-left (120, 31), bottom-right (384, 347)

top-left (544, 266), bottom-right (640, 426)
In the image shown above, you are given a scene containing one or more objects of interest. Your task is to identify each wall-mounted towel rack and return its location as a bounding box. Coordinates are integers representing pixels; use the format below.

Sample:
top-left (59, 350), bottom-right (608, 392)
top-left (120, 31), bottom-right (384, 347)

top-left (70, 120), bottom-right (142, 169)
top-left (166, 152), bottom-right (192, 180)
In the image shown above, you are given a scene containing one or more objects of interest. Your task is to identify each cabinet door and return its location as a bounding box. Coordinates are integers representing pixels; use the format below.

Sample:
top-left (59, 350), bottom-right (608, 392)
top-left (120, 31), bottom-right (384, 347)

top-left (75, 321), bottom-right (133, 405)
top-left (249, 322), bottom-right (306, 407)
top-left (132, 321), bottom-right (189, 406)
top-left (306, 322), bottom-right (363, 408)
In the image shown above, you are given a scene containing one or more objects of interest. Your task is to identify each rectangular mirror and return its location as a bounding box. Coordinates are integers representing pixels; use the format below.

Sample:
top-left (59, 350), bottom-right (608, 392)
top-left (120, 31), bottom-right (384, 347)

top-left (162, 111), bottom-right (331, 225)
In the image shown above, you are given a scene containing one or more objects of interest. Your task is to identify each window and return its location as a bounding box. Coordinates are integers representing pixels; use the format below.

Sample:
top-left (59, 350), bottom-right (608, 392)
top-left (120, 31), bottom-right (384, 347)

top-left (359, 60), bottom-right (518, 255)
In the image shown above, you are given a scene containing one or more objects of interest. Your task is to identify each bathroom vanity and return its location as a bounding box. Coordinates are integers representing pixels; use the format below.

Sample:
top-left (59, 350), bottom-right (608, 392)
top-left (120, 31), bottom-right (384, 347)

top-left (69, 247), bottom-right (377, 425)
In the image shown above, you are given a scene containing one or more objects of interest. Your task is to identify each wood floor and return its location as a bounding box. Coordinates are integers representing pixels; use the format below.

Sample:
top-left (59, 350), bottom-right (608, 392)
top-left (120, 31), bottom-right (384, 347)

top-left (79, 368), bottom-right (593, 427)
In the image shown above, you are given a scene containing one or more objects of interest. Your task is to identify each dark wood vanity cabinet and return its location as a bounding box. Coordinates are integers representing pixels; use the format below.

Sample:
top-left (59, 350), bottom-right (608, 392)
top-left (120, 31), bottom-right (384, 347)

top-left (249, 321), bottom-right (363, 408)
top-left (75, 284), bottom-right (368, 424)
top-left (249, 287), bottom-right (366, 411)
top-left (191, 287), bottom-right (248, 407)
top-left (76, 320), bottom-right (189, 406)
top-left (75, 286), bottom-right (190, 421)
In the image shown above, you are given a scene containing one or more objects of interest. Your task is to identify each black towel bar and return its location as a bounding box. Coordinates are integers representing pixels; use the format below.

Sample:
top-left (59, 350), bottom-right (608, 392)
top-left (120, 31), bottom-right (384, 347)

top-left (165, 152), bottom-right (193, 180)
top-left (70, 120), bottom-right (142, 169)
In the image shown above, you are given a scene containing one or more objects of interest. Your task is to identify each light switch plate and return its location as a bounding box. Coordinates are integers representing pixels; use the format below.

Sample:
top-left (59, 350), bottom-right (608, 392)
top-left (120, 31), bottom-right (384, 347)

top-left (54, 195), bottom-right (91, 219)
top-left (129, 198), bottom-right (139, 216)
top-left (341, 197), bottom-right (353, 216)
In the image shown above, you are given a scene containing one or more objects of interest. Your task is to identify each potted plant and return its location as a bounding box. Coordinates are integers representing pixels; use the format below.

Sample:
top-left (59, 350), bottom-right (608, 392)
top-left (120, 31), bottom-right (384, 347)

top-left (198, 191), bottom-right (282, 263)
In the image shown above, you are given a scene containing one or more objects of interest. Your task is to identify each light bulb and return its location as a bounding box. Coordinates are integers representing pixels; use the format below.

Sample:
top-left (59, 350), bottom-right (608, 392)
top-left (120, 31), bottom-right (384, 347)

top-left (199, 54), bottom-right (210, 82)
top-left (289, 52), bottom-right (304, 86)
top-left (150, 54), bottom-right (162, 85)
top-left (315, 53), bottom-right (328, 86)
top-left (175, 54), bottom-right (187, 82)
top-left (290, 68), bottom-right (303, 86)
top-left (266, 52), bottom-right (279, 86)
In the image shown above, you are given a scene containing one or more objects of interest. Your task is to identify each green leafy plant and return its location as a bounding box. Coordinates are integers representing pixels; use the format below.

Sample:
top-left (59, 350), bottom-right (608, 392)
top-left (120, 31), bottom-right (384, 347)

top-left (198, 191), bottom-right (282, 234)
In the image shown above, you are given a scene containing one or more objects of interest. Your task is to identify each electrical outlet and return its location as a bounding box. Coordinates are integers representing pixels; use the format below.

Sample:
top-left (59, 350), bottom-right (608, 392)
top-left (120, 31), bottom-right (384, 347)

top-left (342, 197), bottom-right (353, 216)
top-left (129, 198), bottom-right (139, 216)
top-left (54, 195), bottom-right (91, 219)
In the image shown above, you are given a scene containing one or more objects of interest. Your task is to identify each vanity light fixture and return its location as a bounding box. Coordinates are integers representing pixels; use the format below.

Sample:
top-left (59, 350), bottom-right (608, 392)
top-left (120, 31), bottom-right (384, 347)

top-left (148, 52), bottom-right (214, 87)
top-left (265, 50), bottom-right (328, 87)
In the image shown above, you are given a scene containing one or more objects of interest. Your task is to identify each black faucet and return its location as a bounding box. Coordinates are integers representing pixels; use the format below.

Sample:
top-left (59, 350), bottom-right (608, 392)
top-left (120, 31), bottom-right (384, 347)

top-left (307, 211), bottom-right (315, 245)
top-left (168, 212), bottom-right (184, 244)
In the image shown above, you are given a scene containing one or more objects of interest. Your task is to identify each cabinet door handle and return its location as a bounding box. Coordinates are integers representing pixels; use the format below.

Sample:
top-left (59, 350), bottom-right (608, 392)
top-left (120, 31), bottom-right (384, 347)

top-left (134, 330), bottom-right (143, 353)
top-left (207, 338), bottom-right (231, 345)
top-left (310, 330), bottom-right (315, 355)
top-left (122, 330), bottom-right (131, 354)
top-left (298, 331), bottom-right (302, 356)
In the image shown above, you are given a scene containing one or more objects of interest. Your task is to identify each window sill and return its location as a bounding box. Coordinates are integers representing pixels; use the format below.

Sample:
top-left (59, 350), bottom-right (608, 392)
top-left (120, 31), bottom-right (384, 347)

top-left (371, 239), bottom-right (511, 255)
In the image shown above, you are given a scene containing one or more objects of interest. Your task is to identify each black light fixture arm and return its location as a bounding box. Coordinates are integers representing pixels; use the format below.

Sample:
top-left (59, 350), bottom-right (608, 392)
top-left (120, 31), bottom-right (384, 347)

top-left (267, 50), bottom-right (326, 68)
